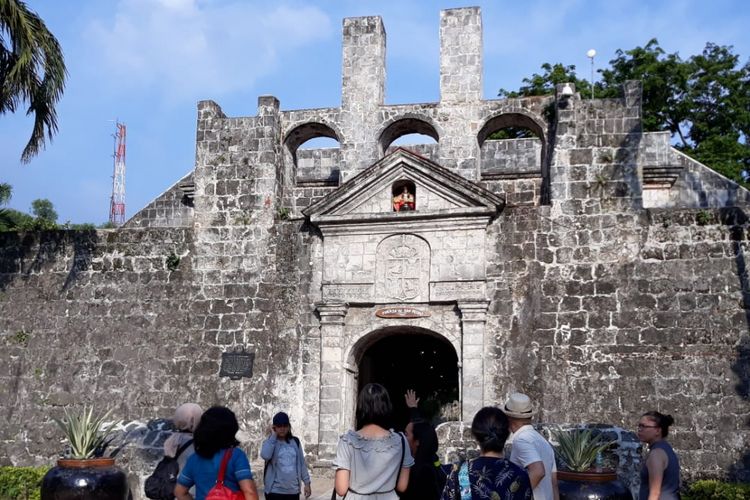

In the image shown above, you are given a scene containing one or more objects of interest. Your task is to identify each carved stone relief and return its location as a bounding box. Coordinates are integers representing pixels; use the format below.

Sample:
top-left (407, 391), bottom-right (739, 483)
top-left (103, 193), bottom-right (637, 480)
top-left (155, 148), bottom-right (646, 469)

top-left (375, 234), bottom-right (430, 303)
top-left (430, 280), bottom-right (487, 301)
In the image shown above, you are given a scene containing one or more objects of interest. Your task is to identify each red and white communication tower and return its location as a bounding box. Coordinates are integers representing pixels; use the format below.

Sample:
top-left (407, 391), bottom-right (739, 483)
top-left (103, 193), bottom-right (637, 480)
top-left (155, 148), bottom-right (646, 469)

top-left (109, 122), bottom-right (126, 225)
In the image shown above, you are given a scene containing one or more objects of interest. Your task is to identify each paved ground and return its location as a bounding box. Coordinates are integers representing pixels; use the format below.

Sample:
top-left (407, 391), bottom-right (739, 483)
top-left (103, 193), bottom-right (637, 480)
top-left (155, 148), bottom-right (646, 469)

top-left (257, 474), bottom-right (334, 500)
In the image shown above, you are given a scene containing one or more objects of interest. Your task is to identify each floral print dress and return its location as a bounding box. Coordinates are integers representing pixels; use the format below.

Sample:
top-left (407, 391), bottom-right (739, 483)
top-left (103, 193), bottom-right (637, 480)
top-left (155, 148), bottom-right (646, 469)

top-left (440, 456), bottom-right (532, 500)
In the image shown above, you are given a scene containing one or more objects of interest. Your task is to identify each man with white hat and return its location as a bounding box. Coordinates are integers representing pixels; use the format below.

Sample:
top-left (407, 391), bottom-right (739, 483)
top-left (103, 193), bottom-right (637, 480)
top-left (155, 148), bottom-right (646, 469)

top-left (503, 393), bottom-right (559, 500)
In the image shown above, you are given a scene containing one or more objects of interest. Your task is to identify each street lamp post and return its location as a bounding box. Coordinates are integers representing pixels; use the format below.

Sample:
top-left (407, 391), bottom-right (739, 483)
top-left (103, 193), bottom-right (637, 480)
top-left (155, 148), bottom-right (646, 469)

top-left (586, 49), bottom-right (596, 100)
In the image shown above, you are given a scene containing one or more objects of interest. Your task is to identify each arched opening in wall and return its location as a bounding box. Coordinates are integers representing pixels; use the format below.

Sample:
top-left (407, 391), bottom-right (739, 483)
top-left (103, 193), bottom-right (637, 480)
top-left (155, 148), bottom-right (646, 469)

top-left (356, 329), bottom-right (459, 429)
top-left (284, 122), bottom-right (341, 186)
top-left (380, 118), bottom-right (439, 161)
top-left (478, 113), bottom-right (546, 182)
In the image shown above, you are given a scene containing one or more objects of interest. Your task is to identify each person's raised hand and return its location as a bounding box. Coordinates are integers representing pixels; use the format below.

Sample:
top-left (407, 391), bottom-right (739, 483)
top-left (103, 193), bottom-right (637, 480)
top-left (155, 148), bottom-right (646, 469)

top-left (405, 389), bottom-right (419, 408)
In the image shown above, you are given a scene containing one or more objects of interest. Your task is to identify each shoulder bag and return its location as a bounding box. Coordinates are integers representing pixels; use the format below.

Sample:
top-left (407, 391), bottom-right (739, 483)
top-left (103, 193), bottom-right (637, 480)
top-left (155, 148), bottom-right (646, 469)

top-left (206, 448), bottom-right (244, 500)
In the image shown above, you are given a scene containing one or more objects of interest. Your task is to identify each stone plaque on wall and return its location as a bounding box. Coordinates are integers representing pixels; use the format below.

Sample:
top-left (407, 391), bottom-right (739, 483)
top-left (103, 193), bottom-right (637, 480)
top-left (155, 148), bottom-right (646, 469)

top-left (430, 280), bottom-right (486, 301)
top-left (322, 283), bottom-right (374, 302)
top-left (375, 234), bottom-right (430, 303)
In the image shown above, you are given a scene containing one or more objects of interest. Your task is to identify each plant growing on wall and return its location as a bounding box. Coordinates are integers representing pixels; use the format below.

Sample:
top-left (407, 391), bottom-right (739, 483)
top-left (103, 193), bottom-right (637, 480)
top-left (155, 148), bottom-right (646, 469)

top-left (696, 210), bottom-right (712, 225)
top-left (277, 207), bottom-right (291, 220)
top-left (14, 329), bottom-right (29, 346)
top-left (165, 253), bottom-right (180, 271)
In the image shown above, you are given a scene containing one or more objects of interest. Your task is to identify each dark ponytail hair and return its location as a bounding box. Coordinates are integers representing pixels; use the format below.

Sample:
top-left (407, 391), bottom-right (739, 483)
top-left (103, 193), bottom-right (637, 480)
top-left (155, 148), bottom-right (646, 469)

top-left (642, 411), bottom-right (674, 437)
top-left (410, 419), bottom-right (439, 464)
top-left (471, 407), bottom-right (510, 453)
top-left (193, 406), bottom-right (240, 458)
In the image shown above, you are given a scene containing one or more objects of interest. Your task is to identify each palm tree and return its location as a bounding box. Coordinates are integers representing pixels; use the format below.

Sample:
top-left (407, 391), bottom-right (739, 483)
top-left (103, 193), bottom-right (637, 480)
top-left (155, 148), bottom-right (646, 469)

top-left (0, 182), bottom-right (10, 205)
top-left (1, 0), bottom-right (66, 162)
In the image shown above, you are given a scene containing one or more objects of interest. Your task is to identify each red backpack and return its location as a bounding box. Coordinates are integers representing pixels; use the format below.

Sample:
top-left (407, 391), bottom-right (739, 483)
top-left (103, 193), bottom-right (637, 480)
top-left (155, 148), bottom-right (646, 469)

top-left (205, 449), bottom-right (244, 500)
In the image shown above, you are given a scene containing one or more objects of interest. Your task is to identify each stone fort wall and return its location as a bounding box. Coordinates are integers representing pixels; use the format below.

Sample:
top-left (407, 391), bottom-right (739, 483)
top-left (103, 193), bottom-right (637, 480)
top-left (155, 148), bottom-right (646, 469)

top-left (0, 6), bottom-right (749, 498)
top-left (1, 207), bottom-right (748, 486)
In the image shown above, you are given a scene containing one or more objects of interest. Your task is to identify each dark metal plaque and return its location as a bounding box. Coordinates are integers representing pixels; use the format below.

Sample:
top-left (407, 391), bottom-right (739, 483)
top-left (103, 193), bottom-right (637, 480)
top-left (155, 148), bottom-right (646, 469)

top-left (219, 349), bottom-right (255, 380)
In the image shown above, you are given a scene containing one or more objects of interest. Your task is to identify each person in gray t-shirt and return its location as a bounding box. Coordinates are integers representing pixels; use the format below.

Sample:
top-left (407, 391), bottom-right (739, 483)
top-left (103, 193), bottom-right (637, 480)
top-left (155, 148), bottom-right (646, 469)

top-left (333, 383), bottom-right (414, 500)
top-left (260, 412), bottom-right (311, 499)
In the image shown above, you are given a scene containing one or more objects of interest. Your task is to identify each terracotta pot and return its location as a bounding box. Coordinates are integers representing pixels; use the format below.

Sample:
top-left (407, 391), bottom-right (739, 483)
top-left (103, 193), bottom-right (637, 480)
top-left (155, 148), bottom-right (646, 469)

top-left (41, 458), bottom-right (129, 500)
top-left (558, 469), bottom-right (633, 500)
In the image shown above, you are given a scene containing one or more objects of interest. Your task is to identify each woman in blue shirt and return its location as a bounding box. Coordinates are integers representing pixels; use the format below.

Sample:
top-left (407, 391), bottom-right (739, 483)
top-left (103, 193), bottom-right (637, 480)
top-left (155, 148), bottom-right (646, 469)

top-left (176, 406), bottom-right (259, 500)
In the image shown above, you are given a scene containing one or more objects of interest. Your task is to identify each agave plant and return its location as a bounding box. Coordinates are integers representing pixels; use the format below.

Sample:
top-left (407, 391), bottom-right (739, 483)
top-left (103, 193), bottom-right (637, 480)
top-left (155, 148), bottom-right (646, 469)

top-left (52, 407), bottom-right (119, 459)
top-left (552, 428), bottom-right (615, 472)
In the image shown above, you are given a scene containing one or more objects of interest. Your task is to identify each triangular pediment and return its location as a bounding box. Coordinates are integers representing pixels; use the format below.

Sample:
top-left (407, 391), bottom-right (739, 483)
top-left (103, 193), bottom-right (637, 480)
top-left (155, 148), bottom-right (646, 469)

top-left (303, 148), bottom-right (504, 224)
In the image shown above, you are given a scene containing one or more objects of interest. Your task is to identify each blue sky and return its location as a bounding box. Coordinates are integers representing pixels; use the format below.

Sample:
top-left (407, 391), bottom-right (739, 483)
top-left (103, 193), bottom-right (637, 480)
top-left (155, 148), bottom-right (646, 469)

top-left (2, 0), bottom-right (749, 224)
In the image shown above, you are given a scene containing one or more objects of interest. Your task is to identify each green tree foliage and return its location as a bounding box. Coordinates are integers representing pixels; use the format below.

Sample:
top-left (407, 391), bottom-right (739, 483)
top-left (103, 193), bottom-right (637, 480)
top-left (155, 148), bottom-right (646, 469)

top-left (499, 62), bottom-right (594, 99)
top-left (0, 188), bottom-right (53, 230)
top-left (0, 182), bottom-right (10, 204)
top-left (0, 182), bottom-right (23, 230)
top-left (30, 197), bottom-right (56, 222)
top-left (600, 39), bottom-right (692, 138)
top-left (0, 207), bottom-right (33, 231)
top-left (0, 0), bottom-right (67, 162)
top-left (499, 40), bottom-right (750, 186)
top-left (0, 184), bottom-right (98, 231)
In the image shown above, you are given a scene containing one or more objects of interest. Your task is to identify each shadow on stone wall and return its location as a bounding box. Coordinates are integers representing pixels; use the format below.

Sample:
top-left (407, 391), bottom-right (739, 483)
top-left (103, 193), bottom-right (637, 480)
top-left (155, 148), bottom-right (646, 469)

top-left (61, 230), bottom-right (98, 291)
top-left (0, 229), bottom-right (99, 293)
top-left (721, 207), bottom-right (750, 481)
top-left (682, 166), bottom-right (748, 209)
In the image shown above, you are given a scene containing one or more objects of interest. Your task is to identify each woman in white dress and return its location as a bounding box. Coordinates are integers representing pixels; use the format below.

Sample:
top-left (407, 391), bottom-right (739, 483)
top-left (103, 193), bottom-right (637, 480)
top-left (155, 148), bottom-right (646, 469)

top-left (333, 383), bottom-right (414, 500)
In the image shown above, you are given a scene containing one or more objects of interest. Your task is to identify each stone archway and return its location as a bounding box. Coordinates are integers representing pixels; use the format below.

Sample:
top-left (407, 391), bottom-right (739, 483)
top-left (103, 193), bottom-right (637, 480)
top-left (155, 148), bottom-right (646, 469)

top-left (358, 330), bottom-right (459, 429)
top-left (342, 326), bottom-right (460, 434)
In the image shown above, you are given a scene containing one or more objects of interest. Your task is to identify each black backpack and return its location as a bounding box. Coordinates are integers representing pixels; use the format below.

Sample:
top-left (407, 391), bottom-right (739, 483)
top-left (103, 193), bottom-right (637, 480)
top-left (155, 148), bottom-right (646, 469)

top-left (144, 439), bottom-right (193, 500)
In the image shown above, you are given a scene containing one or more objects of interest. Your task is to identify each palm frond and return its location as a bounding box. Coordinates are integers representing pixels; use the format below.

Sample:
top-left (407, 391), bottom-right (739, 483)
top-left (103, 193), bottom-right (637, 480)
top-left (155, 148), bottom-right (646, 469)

top-left (0, 0), bottom-right (67, 162)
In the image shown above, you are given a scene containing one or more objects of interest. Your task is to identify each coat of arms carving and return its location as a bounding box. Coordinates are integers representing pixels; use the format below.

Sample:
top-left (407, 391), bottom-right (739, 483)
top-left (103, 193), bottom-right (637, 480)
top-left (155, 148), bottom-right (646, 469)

top-left (375, 234), bottom-right (430, 302)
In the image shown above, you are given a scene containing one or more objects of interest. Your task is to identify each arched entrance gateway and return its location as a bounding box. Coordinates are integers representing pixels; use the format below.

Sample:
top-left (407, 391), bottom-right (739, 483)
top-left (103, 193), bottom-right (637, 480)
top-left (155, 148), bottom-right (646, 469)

top-left (355, 328), bottom-right (459, 428)
top-left (303, 149), bottom-right (505, 459)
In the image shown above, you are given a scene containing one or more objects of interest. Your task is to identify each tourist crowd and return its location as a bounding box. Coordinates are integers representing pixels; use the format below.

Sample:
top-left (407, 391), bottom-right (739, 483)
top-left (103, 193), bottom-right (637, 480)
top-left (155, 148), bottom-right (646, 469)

top-left (151, 389), bottom-right (679, 500)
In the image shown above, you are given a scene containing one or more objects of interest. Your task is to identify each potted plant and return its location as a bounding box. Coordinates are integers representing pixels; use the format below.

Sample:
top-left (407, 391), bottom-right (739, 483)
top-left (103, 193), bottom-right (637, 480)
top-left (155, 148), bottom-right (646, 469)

top-left (553, 428), bottom-right (632, 500)
top-left (41, 407), bottom-right (129, 500)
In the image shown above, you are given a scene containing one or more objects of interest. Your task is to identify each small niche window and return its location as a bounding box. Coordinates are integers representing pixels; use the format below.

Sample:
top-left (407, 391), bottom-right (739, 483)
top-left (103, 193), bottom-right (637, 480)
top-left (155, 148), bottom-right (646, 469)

top-left (392, 180), bottom-right (416, 212)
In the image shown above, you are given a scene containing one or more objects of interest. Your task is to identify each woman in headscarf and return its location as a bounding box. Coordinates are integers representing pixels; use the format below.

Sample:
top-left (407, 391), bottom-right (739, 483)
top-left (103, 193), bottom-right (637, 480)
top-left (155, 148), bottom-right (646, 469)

top-left (164, 403), bottom-right (203, 471)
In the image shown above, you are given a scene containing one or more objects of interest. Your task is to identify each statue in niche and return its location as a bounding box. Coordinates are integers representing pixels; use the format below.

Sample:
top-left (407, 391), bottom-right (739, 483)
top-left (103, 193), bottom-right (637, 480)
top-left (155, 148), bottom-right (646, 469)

top-left (392, 185), bottom-right (415, 212)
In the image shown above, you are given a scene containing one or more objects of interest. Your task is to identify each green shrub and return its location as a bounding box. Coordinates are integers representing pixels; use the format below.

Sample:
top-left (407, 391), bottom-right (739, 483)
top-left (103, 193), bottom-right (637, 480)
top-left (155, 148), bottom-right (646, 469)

top-left (0, 466), bottom-right (49, 500)
top-left (683, 480), bottom-right (750, 500)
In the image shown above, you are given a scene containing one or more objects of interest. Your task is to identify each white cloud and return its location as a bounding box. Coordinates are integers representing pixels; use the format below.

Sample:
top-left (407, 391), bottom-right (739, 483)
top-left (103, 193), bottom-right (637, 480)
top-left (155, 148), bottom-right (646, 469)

top-left (84, 0), bottom-right (333, 101)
